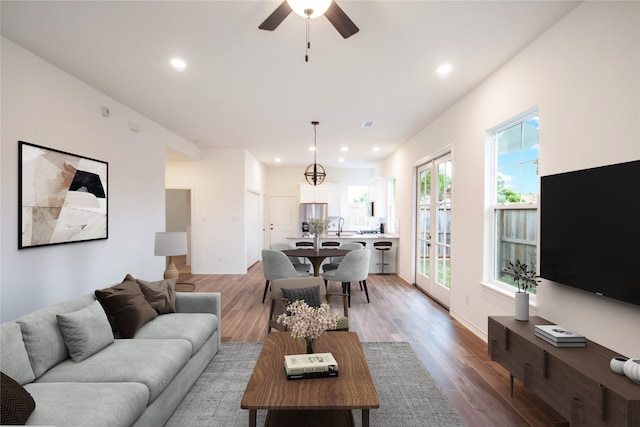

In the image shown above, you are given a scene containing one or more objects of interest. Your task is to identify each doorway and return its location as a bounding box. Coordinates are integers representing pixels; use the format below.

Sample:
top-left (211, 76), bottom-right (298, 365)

top-left (415, 152), bottom-right (452, 307)
top-left (166, 188), bottom-right (192, 273)
top-left (246, 190), bottom-right (261, 267)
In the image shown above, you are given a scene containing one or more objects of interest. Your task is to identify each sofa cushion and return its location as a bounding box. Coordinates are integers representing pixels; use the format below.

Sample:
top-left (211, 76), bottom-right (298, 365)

top-left (134, 313), bottom-right (218, 355)
top-left (24, 382), bottom-right (148, 427)
top-left (15, 293), bottom-right (96, 378)
top-left (126, 274), bottom-right (176, 314)
top-left (35, 339), bottom-right (191, 403)
top-left (0, 323), bottom-right (35, 385)
top-left (56, 301), bottom-right (114, 362)
top-left (95, 279), bottom-right (158, 338)
top-left (0, 371), bottom-right (36, 425)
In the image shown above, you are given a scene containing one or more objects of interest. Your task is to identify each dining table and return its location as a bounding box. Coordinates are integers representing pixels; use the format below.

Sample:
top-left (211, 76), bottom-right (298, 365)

top-left (282, 248), bottom-right (350, 277)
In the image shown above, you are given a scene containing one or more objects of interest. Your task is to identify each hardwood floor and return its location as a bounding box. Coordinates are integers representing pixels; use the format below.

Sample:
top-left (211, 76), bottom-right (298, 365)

top-left (178, 262), bottom-right (566, 427)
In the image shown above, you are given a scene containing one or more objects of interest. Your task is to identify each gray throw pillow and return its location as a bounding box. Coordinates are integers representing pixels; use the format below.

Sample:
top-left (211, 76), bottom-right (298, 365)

top-left (56, 300), bottom-right (114, 362)
top-left (281, 285), bottom-right (322, 308)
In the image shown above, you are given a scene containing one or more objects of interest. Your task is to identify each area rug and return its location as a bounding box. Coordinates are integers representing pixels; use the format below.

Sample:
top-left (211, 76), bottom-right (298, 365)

top-left (165, 342), bottom-right (466, 426)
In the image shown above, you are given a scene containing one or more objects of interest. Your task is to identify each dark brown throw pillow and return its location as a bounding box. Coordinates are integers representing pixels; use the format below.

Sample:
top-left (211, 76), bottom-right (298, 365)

top-left (125, 274), bottom-right (176, 314)
top-left (95, 279), bottom-right (158, 338)
top-left (1, 371), bottom-right (35, 425)
top-left (281, 285), bottom-right (322, 308)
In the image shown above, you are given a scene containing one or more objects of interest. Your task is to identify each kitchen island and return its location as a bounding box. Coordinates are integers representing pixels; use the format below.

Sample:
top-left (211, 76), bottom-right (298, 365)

top-left (286, 234), bottom-right (399, 274)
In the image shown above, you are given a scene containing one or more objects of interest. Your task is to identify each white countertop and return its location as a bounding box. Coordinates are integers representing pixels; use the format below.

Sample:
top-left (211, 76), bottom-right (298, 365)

top-left (287, 234), bottom-right (399, 240)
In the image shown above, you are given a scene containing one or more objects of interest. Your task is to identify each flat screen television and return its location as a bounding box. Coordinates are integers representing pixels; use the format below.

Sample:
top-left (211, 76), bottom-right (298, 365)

top-left (539, 160), bottom-right (640, 307)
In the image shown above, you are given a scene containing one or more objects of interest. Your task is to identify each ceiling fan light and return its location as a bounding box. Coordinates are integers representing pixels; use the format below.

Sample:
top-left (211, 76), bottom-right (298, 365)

top-left (287, 0), bottom-right (332, 18)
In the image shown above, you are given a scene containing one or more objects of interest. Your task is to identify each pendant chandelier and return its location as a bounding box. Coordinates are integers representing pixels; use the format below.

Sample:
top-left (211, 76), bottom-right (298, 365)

top-left (304, 121), bottom-right (326, 186)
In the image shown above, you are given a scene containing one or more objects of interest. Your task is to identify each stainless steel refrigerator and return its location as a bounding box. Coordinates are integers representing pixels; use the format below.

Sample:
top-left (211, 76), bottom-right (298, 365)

top-left (299, 203), bottom-right (328, 235)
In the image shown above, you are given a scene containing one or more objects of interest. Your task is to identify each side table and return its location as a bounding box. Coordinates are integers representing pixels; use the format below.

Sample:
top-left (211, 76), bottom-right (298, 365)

top-left (176, 282), bottom-right (195, 292)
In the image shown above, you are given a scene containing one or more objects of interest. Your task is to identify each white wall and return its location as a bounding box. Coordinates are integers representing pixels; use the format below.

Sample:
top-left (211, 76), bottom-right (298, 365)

top-left (0, 38), bottom-right (193, 321)
top-left (382, 1), bottom-right (640, 356)
top-left (165, 148), bottom-right (265, 274)
top-left (265, 167), bottom-right (375, 197)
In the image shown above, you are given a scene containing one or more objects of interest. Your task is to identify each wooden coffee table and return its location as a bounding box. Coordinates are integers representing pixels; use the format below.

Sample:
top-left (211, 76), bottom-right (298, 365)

top-left (241, 331), bottom-right (379, 427)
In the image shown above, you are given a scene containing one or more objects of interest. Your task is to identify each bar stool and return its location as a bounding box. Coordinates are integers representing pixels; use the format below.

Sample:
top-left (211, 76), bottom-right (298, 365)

top-left (373, 241), bottom-right (392, 274)
top-left (296, 241), bottom-right (313, 265)
top-left (322, 241), bottom-right (340, 264)
top-left (321, 241), bottom-right (340, 247)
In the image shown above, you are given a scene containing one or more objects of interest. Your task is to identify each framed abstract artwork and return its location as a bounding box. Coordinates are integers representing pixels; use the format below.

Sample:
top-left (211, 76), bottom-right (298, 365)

top-left (19, 141), bottom-right (108, 249)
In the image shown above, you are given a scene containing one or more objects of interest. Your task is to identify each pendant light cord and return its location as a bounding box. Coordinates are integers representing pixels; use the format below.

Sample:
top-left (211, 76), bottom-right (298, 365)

top-left (313, 122), bottom-right (317, 163)
top-left (305, 15), bottom-right (310, 62)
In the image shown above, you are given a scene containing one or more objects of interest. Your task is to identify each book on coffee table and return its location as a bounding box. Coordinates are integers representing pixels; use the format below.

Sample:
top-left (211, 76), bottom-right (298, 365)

top-left (284, 353), bottom-right (338, 373)
top-left (284, 352), bottom-right (338, 380)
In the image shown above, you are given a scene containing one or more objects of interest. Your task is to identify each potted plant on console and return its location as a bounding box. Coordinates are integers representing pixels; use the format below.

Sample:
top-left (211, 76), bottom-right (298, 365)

top-left (503, 259), bottom-right (539, 321)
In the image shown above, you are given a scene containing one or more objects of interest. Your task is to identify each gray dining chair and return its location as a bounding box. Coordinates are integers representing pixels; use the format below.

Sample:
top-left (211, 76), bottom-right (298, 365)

top-left (269, 242), bottom-right (309, 274)
top-left (268, 276), bottom-right (349, 333)
top-left (322, 249), bottom-right (371, 306)
top-left (262, 249), bottom-right (309, 303)
top-left (321, 242), bottom-right (364, 272)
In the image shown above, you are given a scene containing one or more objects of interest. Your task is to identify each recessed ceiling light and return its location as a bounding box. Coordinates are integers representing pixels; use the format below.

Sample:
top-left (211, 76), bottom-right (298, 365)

top-left (339, 158), bottom-right (345, 163)
top-left (309, 146), bottom-right (316, 151)
top-left (341, 147), bottom-right (348, 152)
top-left (171, 58), bottom-right (187, 71)
top-left (437, 64), bottom-right (452, 76)
top-left (373, 147), bottom-right (380, 152)
top-left (275, 157), bottom-right (281, 163)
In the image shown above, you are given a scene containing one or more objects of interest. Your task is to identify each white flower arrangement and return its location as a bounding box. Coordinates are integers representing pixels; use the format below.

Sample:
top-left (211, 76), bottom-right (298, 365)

top-left (308, 218), bottom-right (328, 236)
top-left (275, 300), bottom-right (341, 344)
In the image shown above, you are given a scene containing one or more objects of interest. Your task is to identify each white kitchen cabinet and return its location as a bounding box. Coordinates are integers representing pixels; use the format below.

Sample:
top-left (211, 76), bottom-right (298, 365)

top-left (299, 182), bottom-right (329, 203)
top-left (368, 177), bottom-right (388, 218)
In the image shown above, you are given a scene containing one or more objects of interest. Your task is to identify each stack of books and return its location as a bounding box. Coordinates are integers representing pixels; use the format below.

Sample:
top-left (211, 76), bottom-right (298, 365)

top-left (534, 324), bottom-right (586, 347)
top-left (284, 353), bottom-right (339, 380)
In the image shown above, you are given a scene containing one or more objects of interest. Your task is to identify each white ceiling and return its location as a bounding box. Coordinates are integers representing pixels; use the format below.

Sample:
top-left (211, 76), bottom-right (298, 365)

top-left (1, 0), bottom-right (579, 168)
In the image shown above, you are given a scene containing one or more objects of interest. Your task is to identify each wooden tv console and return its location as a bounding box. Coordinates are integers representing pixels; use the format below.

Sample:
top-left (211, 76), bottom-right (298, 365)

top-left (488, 316), bottom-right (640, 427)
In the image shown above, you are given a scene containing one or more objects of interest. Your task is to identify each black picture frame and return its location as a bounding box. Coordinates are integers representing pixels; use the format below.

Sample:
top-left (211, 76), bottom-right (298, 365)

top-left (18, 141), bottom-right (108, 249)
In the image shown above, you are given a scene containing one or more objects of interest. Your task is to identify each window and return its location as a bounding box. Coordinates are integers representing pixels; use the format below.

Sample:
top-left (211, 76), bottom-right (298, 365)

top-left (488, 112), bottom-right (539, 291)
top-left (346, 186), bottom-right (369, 229)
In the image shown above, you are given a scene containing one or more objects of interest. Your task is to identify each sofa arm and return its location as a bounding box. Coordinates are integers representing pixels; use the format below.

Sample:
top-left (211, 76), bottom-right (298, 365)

top-left (175, 292), bottom-right (221, 319)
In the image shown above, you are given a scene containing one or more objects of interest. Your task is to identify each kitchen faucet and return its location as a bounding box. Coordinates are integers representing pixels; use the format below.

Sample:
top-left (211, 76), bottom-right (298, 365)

top-left (337, 217), bottom-right (344, 236)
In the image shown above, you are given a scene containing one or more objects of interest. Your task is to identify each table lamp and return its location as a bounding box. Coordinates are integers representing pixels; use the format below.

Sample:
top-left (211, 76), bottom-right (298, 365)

top-left (154, 231), bottom-right (187, 280)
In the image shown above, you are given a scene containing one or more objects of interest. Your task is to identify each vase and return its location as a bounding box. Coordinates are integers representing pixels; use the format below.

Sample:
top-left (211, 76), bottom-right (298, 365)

top-left (313, 235), bottom-right (320, 253)
top-left (610, 357), bottom-right (629, 375)
top-left (515, 292), bottom-right (529, 321)
top-left (623, 358), bottom-right (640, 384)
top-left (305, 337), bottom-right (315, 354)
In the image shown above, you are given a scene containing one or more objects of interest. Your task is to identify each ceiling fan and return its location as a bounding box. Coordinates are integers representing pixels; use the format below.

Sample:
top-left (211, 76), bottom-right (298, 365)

top-left (259, 0), bottom-right (359, 39)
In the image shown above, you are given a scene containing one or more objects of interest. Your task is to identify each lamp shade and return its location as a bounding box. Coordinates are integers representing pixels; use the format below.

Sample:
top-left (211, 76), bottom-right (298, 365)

top-left (154, 232), bottom-right (187, 256)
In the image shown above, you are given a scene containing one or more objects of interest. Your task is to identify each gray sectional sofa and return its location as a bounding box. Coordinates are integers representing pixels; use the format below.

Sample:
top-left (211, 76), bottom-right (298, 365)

top-left (1, 286), bottom-right (221, 426)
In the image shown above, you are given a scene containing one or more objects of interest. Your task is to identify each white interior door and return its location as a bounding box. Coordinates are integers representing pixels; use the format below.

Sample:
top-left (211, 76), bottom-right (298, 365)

top-left (415, 152), bottom-right (452, 307)
top-left (269, 196), bottom-right (298, 247)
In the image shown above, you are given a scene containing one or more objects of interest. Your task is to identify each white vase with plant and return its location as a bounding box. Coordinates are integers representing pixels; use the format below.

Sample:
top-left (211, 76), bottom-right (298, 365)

top-left (308, 218), bottom-right (327, 252)
top-left (503, 259), bottom-right (539, 321)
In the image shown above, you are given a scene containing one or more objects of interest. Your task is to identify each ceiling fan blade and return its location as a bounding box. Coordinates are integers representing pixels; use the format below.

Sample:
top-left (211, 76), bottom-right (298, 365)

top-left (259, 1), bottom-right (293, 31)
top-left (324, 1), bottom-right (359, 39)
